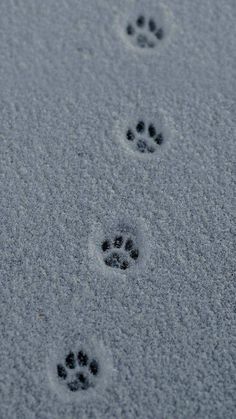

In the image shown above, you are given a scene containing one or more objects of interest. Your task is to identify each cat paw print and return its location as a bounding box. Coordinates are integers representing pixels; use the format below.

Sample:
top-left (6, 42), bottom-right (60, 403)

top-left (126, 15), bottom-right (164, 49)
top-left (126, 120), bottom-right (164, 154)
top-left (89, 217), bottom-right (150, 275)
top-left (57, 350), bottom-right (99, 393)
top-left (101, 235), bottom-right (139, 271)
top-left (48, 338), bottom-right (113, 401)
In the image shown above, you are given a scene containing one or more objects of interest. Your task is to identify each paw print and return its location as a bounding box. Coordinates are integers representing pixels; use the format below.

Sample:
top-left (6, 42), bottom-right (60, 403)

top-left (101, 234), bottom-right (139, 270)
top-left (126, 15), bottom-right (164, 49)
top-left (57, 350), bottom-right (99, 392)
top-left (126, 120), bottom-right (164, 154)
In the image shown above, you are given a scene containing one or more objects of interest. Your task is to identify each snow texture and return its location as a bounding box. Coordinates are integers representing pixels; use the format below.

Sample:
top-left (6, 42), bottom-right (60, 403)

top-left (0, 0), bottom-right (235, 418)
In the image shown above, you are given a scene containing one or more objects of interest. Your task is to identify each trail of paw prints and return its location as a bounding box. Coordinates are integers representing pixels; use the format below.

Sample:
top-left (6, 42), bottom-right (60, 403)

top-left (57, 350), bottom-right (99, 392)
top-left (126, 15), bottom-right (164, 49)
top-left (126, 120), bottom-right (164, 154)
top-left (102, 234), bottom-right (139, 271)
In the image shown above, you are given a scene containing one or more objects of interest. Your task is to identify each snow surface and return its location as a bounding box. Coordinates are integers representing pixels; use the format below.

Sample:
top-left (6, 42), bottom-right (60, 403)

top-left (0, 0), bottom-right (235, 417)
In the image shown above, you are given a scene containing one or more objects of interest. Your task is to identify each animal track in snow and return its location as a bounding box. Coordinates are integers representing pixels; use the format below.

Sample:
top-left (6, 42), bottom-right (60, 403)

top-left (126, 120), bottom-right (164, 154)
top-left (48, 338), bottom-right (113, 401)
top-left (57, 349), bottom-right (99, 392)
top-left (126, 14), bottom-right (165, 49)
top-left (101, 234), bottom-right (139, 271)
